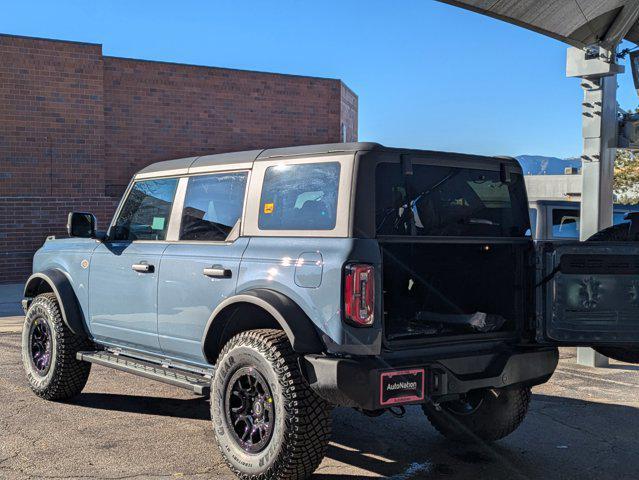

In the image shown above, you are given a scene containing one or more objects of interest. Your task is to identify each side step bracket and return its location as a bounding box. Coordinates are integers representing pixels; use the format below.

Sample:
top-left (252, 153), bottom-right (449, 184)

top-left (77, 351), bottom-right (211, 395)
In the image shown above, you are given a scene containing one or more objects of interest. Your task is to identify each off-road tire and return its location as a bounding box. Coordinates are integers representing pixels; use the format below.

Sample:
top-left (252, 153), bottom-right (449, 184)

top-left (423, 386), bottom-right (531, 443)
top-left (21, 293), bottom-right (92, 400)
top-left (586, 224), bottom-right (639, 364)
top-left (211, 329), bottom-right (332, 480)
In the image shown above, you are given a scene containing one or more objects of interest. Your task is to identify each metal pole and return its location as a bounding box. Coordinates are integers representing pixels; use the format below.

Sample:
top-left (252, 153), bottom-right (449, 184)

top-left (572, 50), bottom-right (620, 368)
top-left (579, 75), bottom-right (617, 240)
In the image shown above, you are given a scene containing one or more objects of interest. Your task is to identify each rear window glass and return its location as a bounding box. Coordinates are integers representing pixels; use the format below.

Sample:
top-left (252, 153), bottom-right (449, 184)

top-left (375, 163), bottom-right (530, 237)
top-left (258, 162), bottom-right (340, 230)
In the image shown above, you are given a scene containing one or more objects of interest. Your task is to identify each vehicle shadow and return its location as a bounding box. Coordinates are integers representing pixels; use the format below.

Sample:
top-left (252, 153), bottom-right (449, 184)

top-left (605, 363), bottom-right (639, 371)
top-left (318, 393), bottom-right (639, 479)
top-left (69, 392), bottom-right (639, 479)
top-left (313, 406), bottom-right (532, 480)
top-left (71, 392), bottom-right (211, 421)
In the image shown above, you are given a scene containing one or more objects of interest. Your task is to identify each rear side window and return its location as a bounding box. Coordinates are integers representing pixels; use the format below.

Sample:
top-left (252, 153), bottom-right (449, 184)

top-left (551, 208), bottom-right (580, 239)
top-left (375, 163), bottom-right (530, 237)
top-left (180, 172), bottom-right (248, 241)
top-left (258, 162), bottom-right (340, 230)
top-left (110, 178), bottom-right (178, 241)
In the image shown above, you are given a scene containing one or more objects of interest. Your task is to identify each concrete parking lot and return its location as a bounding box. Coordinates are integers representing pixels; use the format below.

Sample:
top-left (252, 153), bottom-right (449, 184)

top-left (2, 320), bottom-right (639, 479)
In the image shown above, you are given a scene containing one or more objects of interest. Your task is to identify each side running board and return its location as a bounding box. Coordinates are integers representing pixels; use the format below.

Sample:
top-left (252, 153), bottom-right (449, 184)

top-left (77, 351), bottom-right (211, 395)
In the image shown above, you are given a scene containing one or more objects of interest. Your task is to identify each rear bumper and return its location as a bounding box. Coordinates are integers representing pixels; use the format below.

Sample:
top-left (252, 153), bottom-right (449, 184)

top-left (302, 346), bottom-right (558, 410)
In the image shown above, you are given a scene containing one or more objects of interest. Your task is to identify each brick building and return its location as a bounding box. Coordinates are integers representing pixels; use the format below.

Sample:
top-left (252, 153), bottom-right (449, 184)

top-left (0, 34), bottom-right (358, 283)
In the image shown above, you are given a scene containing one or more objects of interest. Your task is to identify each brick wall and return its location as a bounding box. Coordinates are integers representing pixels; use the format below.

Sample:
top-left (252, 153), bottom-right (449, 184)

top-left (0, 35), bottom-right (105, 198)
top-left (0, 197), bottom-right (119, 282)
top-left (0, 33), bottom-right (358, 284)
top-left (340, 83), bottom-right (358, 143)
top-left (103, 57), bottom-right (348, 196)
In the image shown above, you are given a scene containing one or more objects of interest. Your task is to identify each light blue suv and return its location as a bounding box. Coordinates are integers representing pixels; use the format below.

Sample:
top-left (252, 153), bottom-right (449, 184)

top-left (21, 143), bottom-right (639, 480)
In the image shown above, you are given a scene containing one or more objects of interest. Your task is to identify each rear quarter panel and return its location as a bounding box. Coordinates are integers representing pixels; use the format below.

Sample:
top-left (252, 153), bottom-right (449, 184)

top-left (237, 237), bottom-right (383, 355)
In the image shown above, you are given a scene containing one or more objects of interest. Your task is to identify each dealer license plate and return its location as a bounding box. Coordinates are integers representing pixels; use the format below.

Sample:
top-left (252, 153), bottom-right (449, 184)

top-left (379, 368), bottom-right (425, 406)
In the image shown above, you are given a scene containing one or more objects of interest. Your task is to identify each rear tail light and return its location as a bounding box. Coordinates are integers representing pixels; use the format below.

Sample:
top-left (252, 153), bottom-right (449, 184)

top-left (344, 264), bottom-right (375, 327)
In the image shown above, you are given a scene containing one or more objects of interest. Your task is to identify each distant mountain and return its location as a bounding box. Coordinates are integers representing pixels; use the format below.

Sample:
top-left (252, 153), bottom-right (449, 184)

top-left (515, 155), bottom-right (582, 175)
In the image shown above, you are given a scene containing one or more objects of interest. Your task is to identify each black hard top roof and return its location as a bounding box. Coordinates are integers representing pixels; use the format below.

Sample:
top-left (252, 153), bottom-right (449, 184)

top-left (136, 142), bottom-right (519, 176)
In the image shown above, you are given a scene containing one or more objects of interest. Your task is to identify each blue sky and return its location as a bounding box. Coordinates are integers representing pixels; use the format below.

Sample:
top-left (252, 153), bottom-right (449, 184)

top-left (2, 0), bottom-right (638, 159)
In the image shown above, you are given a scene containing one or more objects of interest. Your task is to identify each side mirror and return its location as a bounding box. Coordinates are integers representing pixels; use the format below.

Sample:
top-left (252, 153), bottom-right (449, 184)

top-left (67, 212), bottom-right (97, 238)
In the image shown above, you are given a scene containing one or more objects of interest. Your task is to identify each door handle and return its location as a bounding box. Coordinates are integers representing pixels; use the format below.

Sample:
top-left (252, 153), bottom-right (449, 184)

top-left (203, 266), bottom-right (232, 278)
top-left (132, 263), bottom-right (154, 273)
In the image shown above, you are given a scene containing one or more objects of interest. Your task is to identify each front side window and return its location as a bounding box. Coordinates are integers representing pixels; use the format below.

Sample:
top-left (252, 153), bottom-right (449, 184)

top-left (375, 163), bottom-right (530, 237)
top-left (551, 208), bottom-right (580, 239)
top-left (258, 162), bottom-right (340, 230)
top-left (180, 172), bottom-right (248, 241)
top-left (110, 178), bottom-right (178, 241)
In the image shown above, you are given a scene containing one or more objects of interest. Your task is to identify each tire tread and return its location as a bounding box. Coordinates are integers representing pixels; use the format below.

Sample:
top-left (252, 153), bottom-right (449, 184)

top-left (212, 329), bottom-right (332, 480)
top-left (23, 292), bottom-right (91, 400)
top-left (423, 386), bottom-right (531, 443)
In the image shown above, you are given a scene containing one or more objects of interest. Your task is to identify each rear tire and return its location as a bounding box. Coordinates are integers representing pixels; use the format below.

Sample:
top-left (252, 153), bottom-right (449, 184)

top-left (211, 329), bottom-right (332, 480)
top-left (587, 224), bottom-right (639, 364)
top-left (423, 386), bottom-right (531, 442)
top-left (21, 293), bottom-right (92, 400)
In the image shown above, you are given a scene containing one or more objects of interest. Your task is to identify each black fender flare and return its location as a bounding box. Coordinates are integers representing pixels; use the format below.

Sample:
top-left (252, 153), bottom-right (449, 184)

top-left (23, 270), bottom-right (88, 338)
top-left (201, 288), bottom-right (325, 361)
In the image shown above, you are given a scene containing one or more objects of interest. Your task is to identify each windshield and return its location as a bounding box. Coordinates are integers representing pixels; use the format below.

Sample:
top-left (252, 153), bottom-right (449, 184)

top-left (375, 162), bottom-right (530, 238)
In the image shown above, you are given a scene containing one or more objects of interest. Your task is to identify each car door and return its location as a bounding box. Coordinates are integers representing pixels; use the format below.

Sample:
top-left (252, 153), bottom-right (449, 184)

top-left (158, 171), bottom-right (249, 365)
top-left (536, 241), bottom-right (639, 352)
top-left (89, 177), bottom-right (179, 353)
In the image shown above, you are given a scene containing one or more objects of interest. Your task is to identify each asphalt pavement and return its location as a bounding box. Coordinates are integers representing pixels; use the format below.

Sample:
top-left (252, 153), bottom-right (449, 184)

top-left (1, 324), bottom-right (639, 479)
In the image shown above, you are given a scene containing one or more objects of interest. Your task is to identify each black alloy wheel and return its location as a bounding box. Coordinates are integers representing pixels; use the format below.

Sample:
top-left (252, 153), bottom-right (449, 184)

top-left (225, 366), bottom-right (275, 453)
top-left (29, 317), bottom-right (53, 375)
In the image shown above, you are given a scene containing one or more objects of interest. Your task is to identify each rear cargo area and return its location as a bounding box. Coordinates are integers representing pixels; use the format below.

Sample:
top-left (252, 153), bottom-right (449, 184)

top-left (381, 241), bottom-right (530, 343)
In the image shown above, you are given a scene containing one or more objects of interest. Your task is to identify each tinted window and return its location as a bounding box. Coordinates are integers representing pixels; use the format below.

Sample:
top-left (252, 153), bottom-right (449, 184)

top-left (551, 208), bottom-right (580, 238)
top-left (258, 162), bottom-right (340, 230)
top-left (614, 212), bottom-right (627, 225)
top-left (180, 172), bottom-right (248, 241)
top-left (614, 210), bottom-right (633, 225)
top-left (111, 178), bottom-right (178, 241)
top-left (375, 163), bottom-right (530, 237)
top-left (527, 208), bottom-right (537, 238)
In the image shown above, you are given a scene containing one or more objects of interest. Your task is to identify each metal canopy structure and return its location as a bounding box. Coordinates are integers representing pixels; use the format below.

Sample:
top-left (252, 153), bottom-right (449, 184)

top-left (437, 0), bottom-right (639, 368)
top-left (438, 0), bottom-right (639, 49)
top-left (435, 0), bottom-right (639, 242)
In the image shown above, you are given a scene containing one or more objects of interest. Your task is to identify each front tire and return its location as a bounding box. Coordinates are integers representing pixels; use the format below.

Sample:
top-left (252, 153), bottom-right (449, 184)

top-left (21, 293), bottom-right (92, 400)
top-left (423, 386), bottom-right (531, 442)
top-left (211, 329), bottom-right (332, 480)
